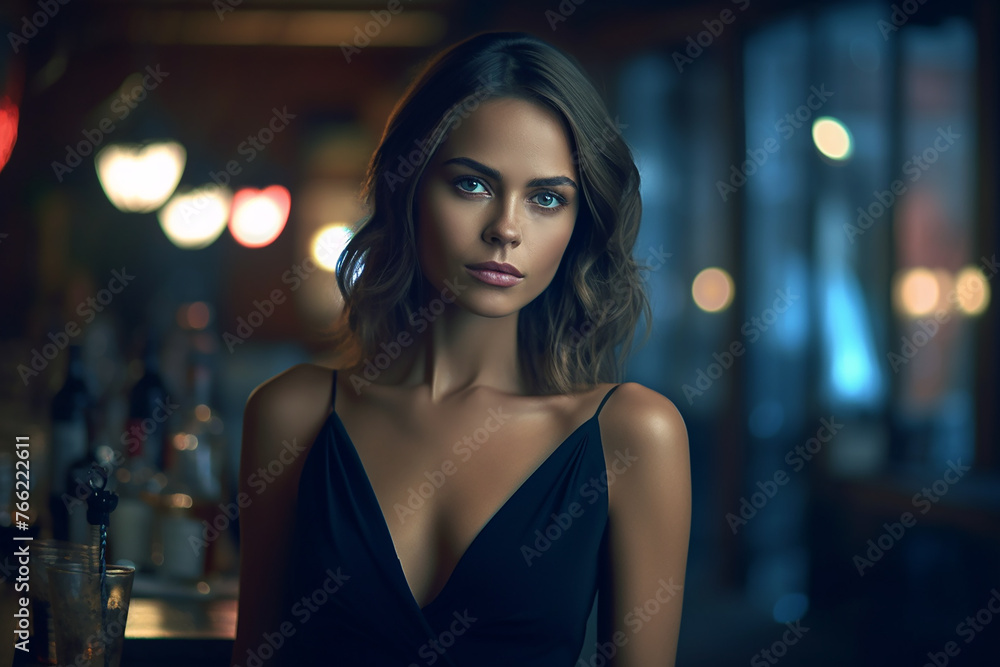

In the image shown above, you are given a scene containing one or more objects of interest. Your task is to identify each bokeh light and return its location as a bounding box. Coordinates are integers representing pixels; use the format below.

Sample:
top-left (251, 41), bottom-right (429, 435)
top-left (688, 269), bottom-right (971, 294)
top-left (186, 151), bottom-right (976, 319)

top-left (229, 185), bottom-right (291, 248)
top-left (0, 96), bottom-right (18, 173)
top-left (812, 116), bottom-right (853, 160)
top-left (158, 184), bottom-right (232, 249)
top-left (692, 267), bottom-right (735, 313)
top-left (895, 267), bottom-right (940, 316)
top-left (95, 141), bottom-right (186, 212)
top-left (954, 266), bottom-right (990, 315)
top-left (311, 224), bottom-right (353, 271)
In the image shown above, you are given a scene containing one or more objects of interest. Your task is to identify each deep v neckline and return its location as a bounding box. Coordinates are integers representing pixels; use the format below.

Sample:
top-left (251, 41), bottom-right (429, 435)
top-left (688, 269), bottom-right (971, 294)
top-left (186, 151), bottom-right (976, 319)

top-left (329, 409), bottom-right (600, 613)
top-left (329, 375), bottom-right (610, 614)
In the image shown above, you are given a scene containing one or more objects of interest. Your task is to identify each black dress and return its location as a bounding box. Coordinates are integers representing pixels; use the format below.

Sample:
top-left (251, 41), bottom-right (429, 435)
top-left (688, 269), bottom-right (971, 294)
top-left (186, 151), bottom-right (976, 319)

top-left (277, 369), bottom-right (622, 666)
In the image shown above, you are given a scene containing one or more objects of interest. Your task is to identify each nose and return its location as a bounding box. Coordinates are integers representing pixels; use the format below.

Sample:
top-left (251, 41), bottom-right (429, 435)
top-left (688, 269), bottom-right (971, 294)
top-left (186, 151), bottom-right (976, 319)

top-left (483, 194), bottom-right (521, 248)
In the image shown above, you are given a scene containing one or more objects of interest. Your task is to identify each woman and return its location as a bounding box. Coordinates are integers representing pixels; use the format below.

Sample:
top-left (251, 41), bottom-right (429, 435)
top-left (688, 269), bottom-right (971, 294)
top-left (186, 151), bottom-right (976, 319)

top-left (231, 31), bottom-right (691, 667)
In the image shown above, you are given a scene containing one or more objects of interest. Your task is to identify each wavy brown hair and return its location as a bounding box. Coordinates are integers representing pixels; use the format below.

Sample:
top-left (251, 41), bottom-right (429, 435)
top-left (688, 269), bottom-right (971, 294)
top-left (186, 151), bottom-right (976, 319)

top-left (327, 30), bottom-right (652, 395)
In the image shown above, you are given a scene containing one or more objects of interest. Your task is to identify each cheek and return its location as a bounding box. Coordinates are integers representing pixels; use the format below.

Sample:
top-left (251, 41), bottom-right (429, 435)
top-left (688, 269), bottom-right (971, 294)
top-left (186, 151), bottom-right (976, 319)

top-left (416, 184), bottom-right (462, 279)
top-left (533, 220), bottom-right (576, 279)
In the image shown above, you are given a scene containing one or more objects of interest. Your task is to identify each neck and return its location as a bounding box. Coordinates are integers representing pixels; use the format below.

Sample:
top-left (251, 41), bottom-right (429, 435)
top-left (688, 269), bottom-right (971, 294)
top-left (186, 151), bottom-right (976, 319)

top-left (351, 282), bottom-right (528, 402)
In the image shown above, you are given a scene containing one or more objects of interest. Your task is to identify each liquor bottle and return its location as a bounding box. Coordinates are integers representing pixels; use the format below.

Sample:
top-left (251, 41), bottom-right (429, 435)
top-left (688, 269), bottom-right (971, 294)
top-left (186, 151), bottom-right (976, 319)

top-left (48, 344), bottom-right (93, 541)
top-left (125, 334), bottom-right (171, 470)
top-left (108, 333), bottom-right (171, 570)
top-left (159, 346), bottom-right (226, 581)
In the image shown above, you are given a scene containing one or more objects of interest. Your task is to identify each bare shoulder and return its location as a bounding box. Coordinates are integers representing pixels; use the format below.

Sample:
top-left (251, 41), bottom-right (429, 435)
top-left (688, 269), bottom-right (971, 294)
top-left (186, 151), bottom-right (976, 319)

top-left (600, 381), bottom-right (689, 455)
top-left (597, 382), bottom-right (691, 509)
top-left (242, 362), bottom-right (334, 463)
top-left (594, 381), bottom-right (691, 665)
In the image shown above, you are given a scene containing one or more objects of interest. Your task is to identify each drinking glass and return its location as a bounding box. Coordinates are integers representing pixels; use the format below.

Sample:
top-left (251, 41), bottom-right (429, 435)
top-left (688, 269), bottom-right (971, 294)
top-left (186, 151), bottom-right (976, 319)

top-left (46, 563), bottom-right (135, 667)
top-left (30, 539), bottom-right (98, 664)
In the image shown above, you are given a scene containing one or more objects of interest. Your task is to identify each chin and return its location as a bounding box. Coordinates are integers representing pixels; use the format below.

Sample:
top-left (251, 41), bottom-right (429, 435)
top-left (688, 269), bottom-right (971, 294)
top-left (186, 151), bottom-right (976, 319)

top-left (457, 292), bottom-right (528, 319)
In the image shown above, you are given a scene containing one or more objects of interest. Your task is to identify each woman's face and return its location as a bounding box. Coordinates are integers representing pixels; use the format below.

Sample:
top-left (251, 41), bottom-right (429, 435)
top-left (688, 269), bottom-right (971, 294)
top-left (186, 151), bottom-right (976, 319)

top-left (414, 96), bottom-right (580, 318)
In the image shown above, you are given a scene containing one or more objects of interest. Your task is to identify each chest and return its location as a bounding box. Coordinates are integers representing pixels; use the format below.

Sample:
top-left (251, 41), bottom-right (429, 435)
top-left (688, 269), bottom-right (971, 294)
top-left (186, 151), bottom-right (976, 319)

top-left (332, 393), bottom-right (610, 608)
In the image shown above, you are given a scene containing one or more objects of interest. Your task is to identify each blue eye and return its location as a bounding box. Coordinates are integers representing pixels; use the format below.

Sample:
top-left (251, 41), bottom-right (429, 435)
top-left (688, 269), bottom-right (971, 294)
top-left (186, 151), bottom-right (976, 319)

top-left (452, 176), bottom-right (568, 212)
top-left (533, 192), bottom-right (567, 209)
top-left (455, 177), bottom-right (488, 194)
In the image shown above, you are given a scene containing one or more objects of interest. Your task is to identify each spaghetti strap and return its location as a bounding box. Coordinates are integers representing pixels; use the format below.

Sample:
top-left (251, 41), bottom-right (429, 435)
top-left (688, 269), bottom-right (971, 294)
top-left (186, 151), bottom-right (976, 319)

top-left (595, 383), bottom-right (622, 417)
top-left (331, 368), bottom-right (338, 409)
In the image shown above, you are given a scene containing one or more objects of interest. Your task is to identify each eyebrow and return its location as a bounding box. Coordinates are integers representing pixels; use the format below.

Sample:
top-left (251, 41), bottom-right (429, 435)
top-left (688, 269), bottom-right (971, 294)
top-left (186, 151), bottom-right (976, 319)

top-left (442, 156), bottom-right (578, 191)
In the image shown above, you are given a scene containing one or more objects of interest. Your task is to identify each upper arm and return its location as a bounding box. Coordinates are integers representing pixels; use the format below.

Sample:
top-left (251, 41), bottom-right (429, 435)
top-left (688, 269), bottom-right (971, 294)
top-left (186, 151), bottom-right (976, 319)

top-left (596, 382), bottom-right (691, 667)
top-left (230, 363), bottom-right (330, 666)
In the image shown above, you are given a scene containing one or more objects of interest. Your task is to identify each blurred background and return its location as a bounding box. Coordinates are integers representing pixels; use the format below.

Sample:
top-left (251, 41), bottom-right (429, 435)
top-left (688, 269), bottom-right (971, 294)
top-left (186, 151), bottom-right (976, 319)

top-left (1, 0), bottom-right (998, 665)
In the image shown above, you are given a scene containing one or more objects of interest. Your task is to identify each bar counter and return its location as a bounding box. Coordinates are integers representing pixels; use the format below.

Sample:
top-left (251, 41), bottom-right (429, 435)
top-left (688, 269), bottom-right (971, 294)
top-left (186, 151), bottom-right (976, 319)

top-left (122, 596), bottom-right (236, 666)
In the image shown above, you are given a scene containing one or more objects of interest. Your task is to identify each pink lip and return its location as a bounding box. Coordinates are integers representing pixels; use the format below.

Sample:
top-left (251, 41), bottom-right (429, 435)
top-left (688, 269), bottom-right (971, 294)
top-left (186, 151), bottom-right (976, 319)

top-left (466, 261), bottom-right (523, 277)
top-left (465, 266), bottom-right (524, 287)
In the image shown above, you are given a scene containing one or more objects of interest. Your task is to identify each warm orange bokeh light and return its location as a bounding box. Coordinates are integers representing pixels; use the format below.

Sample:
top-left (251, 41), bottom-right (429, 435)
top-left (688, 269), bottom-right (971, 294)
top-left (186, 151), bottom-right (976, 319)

top-left (895, 267), bottom-right (940, 316)
top-left (692, 267), bottom-right (735, 312)
top-left (955, 266), bottom-right (990, 315)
